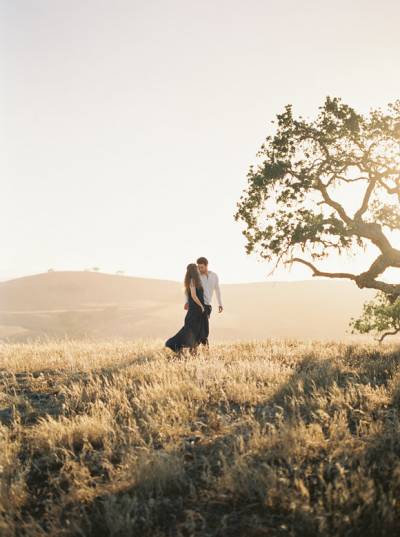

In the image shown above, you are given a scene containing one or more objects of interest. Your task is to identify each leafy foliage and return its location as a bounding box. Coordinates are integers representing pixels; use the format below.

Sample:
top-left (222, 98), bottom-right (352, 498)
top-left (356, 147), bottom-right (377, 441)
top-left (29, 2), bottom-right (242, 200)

top-left (350, 292), bottom-right (400, 342)
top-left (235, 96), bottom-right (400, 259)
top-left (235, 96), bottom-right (400, 338)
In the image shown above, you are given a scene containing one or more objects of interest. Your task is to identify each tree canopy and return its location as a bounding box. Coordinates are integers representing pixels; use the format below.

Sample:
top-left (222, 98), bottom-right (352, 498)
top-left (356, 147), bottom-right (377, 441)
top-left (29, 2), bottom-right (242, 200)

top-left (235, 97), bottom-right (400, 300)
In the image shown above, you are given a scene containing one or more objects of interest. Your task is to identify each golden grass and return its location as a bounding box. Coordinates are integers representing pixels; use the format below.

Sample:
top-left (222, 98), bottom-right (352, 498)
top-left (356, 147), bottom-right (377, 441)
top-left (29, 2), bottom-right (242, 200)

top-left (0, 338), bottom-right (399, 536)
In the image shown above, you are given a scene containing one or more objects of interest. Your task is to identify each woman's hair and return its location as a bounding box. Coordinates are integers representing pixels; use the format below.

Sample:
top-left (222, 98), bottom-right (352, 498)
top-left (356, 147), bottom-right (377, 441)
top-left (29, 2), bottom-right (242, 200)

top-left (184, 263), bottom-right (203, 291)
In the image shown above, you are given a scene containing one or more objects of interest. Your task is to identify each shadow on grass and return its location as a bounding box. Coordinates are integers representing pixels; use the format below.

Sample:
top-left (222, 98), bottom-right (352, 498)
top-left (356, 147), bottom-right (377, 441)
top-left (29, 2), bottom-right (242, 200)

top-left (7, 347), bottom-right (400, 537)
top-left (0, 353), bottom-right (161, 426)
top-left (83, 349), bottom-right (400, 537)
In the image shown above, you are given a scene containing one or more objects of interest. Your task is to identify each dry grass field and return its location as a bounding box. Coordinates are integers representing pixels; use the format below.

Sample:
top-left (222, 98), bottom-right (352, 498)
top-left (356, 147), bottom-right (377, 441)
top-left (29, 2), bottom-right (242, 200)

top-left (1, 339), bottom-right (400, 536)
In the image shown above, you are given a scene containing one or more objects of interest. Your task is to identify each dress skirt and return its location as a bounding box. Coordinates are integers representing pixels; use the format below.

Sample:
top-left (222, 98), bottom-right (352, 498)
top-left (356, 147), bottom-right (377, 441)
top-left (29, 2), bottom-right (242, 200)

top-left (166, 289), bottom-right (208, 352)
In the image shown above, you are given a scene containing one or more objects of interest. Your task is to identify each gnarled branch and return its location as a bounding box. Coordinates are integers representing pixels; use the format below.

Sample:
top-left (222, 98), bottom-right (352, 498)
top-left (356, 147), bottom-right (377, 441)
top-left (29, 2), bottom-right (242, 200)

top-left (354, 179), bottom-right (377, 220)
top-left (285, 258), bottom-right (357, 280)
top-left (354, 278), bottom-right (400, 296)
top-left (287, 256), bottom-right (400, 297)
top-left (378, 328), bottom-right (400, 343)
top-left (316, 180), bottom-right (353, 225)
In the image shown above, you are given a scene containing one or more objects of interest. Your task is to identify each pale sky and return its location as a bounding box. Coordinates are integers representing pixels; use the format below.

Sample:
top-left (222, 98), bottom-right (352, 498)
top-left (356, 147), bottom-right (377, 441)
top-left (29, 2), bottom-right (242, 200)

top-left (2, 0), bottom-right (400, 283)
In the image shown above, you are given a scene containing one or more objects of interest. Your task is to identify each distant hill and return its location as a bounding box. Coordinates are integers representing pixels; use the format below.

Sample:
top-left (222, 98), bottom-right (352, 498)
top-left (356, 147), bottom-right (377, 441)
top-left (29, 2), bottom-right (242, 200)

top-left (0, 271), bottom-right (376, 342)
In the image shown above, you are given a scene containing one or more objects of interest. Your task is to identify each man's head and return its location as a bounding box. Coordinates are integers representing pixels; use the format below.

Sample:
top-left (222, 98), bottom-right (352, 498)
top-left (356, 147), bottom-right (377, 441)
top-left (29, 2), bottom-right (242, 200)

top-left (196, 256), bottom-right (208, 275)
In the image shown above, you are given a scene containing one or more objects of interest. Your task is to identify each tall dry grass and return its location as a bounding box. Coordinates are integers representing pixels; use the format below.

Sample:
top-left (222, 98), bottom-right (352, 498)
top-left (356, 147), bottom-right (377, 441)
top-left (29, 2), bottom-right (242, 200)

top-left (0, 338), bottom-right (399, 536)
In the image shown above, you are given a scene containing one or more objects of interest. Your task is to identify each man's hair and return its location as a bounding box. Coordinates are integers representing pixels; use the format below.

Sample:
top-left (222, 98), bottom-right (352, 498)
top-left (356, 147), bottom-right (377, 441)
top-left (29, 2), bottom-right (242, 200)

top-left (196, 257), bottom-right (208, 266)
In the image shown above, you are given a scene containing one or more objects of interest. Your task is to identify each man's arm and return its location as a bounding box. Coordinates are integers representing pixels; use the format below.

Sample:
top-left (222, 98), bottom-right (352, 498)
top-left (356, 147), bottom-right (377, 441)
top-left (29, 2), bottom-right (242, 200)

top-left (215, 274), bottom-right (223, 312)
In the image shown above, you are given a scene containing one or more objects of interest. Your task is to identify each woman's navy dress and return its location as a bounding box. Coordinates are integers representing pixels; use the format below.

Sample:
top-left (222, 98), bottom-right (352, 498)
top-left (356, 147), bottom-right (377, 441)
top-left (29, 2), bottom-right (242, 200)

top-left (165, 286), bottom-right (207, 352)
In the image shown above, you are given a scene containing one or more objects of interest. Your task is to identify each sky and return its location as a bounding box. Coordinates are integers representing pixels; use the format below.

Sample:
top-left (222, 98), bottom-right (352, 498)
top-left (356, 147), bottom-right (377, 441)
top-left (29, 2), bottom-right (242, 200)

top-left (2, 0), bottom-right (400, 283)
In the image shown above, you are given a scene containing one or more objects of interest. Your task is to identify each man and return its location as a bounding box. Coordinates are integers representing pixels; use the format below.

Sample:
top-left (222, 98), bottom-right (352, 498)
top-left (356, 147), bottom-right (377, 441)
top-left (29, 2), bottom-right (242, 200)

top-left (184, 256), bottom-right (223, 345)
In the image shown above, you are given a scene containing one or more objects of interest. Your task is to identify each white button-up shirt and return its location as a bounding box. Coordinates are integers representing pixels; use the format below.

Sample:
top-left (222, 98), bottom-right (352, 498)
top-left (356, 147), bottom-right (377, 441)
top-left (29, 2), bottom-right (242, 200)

top-left (185, 270), bottom-right (223, 307)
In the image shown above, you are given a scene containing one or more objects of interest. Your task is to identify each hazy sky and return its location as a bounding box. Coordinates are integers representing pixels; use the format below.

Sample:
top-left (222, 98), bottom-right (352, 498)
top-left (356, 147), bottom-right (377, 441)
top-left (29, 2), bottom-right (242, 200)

top-left (2, 0), bottom-right (400, 283)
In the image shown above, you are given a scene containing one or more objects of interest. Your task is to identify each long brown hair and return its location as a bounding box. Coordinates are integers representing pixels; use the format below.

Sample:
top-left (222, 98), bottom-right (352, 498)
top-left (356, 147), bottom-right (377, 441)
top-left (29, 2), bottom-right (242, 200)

top-left (184, 263), bottom-right (203, 291)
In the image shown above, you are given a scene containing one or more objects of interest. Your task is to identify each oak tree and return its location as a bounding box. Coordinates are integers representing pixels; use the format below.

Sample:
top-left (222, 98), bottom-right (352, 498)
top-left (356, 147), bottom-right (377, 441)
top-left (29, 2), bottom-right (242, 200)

top-left (235, 97), bottom-right (400, 337)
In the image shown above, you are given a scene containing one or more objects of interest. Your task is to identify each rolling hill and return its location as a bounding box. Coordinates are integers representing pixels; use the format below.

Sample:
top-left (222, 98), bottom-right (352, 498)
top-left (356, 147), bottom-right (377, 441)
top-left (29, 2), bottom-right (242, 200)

top-left (0, 271), bottom-right (376, 342)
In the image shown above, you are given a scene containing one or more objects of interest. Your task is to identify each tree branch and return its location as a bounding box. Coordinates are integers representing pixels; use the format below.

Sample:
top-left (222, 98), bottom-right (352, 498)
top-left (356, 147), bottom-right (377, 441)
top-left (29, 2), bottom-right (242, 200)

top-left (378, 328), bottom-right (400, 343)
top-left (378, 178), bottom-right (400, 201)
top-left (335, 175), bottom-right (369, 183)
top-left (356, 254), bottom-right (389, 283)
top-left (354, 278), bottom-right (400, 296)
top-left (285, 258), bottom-right (357, 280)
top-left (287, 255), bottom-right (400, 297)
top-left (354, 221), bottom-right (395, 255)
top-left (316, 180), bottom-right (353, 225)
top-left (354, 179), bottom-right (377, 220)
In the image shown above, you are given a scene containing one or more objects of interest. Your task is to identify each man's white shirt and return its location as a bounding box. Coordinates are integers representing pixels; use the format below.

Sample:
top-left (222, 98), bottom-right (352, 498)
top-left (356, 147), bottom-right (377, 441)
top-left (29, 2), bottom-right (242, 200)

top-left (185, 271), bottom-right (223, 307)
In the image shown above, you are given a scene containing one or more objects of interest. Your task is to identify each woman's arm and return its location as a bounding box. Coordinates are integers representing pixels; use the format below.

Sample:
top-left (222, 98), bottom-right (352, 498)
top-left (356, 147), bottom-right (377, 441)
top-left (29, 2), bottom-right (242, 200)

top-left (184, 289), bottom-right (189, 310)
top-left (190, 280), bottom-right (204, 312)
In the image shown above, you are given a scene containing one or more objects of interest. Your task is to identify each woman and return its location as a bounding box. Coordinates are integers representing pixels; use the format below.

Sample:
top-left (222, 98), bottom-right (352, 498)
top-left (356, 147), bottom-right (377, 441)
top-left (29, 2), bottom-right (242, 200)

top-left (165, 263), bottom-right (207, 353)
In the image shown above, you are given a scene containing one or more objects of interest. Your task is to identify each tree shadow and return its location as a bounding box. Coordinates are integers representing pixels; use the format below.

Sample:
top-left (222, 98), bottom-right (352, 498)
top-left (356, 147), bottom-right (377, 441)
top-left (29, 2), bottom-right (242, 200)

top-left (7, 346), bottom-right (400, 536)
top-left (0, 352), bottom-right (162, 426)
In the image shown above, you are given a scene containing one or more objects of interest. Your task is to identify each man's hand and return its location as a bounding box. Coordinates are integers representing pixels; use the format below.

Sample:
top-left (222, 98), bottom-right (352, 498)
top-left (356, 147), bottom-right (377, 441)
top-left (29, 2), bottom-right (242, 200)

top-left (184, 303), bottom-right (189, 310)
top-left (218, 306), bottom-right (224, 313)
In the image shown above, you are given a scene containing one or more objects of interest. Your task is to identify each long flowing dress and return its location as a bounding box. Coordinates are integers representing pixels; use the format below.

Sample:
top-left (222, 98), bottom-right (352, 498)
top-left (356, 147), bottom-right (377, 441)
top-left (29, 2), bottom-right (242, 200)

top-left (165, 286), bottom-right (207, 352)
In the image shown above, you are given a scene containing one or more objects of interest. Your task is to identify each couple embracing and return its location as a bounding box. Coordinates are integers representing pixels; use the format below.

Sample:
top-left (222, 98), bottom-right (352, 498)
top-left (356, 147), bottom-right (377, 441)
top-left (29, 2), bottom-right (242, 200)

top-left (165, 257), bottom-right (223, 353)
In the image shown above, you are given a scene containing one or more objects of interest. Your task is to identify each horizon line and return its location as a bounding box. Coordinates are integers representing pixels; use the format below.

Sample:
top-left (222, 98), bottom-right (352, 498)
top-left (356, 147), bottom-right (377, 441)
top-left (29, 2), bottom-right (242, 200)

top-left (0, 269), bottom-right (353, 286)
